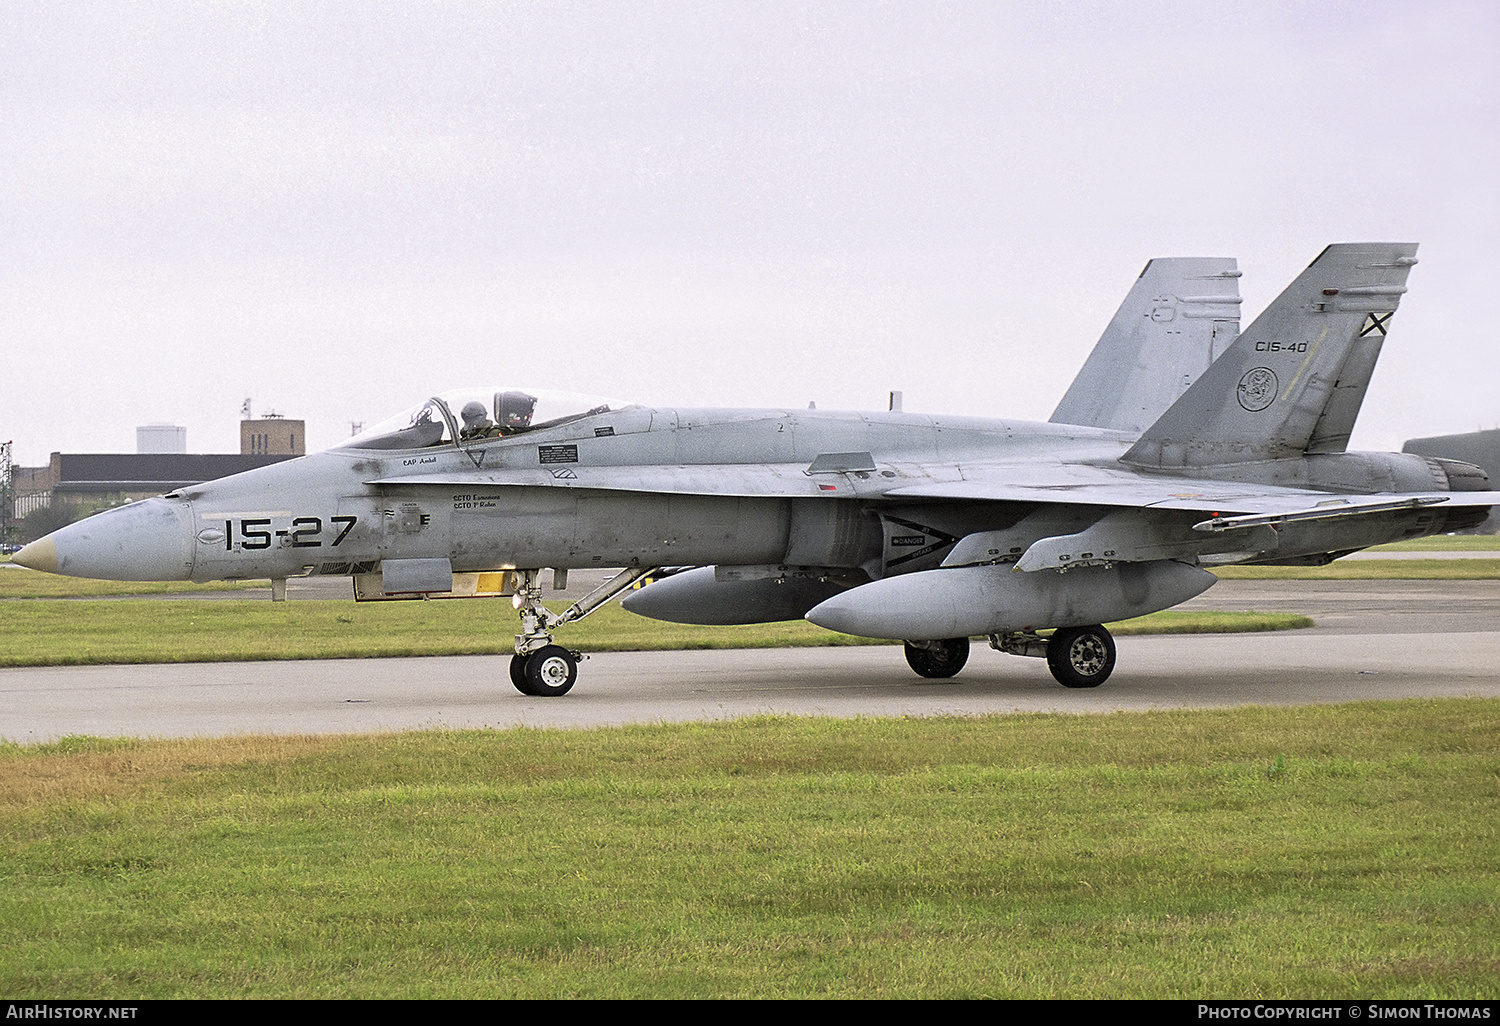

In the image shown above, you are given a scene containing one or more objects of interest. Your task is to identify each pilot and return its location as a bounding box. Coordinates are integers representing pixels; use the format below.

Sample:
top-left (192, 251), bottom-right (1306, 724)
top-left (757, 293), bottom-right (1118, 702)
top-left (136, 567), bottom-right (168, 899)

top-left (497, 391), bottom-right (538, 434)
top-left (459, 400), bottom-right (493, 440)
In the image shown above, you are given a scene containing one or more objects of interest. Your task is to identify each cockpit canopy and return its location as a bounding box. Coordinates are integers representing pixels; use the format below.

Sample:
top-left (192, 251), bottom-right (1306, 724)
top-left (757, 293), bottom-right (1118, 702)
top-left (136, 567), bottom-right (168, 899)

top-left (345, 388), bottom-right (627, 451)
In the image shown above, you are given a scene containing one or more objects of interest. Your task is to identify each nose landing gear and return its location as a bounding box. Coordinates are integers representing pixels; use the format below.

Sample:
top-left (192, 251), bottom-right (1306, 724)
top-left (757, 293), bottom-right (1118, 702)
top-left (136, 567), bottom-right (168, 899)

top-left (507, 566), bottom-right (660, 697)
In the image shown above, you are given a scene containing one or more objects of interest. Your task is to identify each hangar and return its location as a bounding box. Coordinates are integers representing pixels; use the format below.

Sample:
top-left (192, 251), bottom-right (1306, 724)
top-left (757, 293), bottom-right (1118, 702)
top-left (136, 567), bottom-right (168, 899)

top-left (11, 452), bottom-right (296, 541)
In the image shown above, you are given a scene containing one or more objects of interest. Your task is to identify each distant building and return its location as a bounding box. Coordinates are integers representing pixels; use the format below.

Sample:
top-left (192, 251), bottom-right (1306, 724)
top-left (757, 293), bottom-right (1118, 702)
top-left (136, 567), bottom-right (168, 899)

top-left (241, 415), bottom-right (306, 456)
top-left (12, 452), bottom-right (297, 521)
top-left (1403, 428), bottom-right (1500, 533)
top-left (136, 424), bottom-right (187, 454)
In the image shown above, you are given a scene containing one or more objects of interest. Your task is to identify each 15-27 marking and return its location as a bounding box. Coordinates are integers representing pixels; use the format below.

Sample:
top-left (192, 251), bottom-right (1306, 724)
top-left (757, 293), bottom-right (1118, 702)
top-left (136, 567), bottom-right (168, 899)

top-left (224, 516), bottom-right (357, 550)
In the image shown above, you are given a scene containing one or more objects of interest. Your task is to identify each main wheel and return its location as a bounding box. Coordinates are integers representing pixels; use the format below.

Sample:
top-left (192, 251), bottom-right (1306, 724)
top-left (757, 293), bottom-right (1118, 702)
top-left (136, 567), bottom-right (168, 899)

top-left (509, 653), bottom-right (532, 695)
top-left (1046, 625), bottom-right (1115, 688)
top-left (523, 645), bottom-right (578, 697)
top-left (904, 637), bottom-right (970, 678)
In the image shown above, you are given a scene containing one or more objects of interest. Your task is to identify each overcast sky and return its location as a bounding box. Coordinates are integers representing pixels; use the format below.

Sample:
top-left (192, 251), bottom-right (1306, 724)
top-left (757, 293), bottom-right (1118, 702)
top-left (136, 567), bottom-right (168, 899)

top-left (3, 0), bottom-right (1497, 466)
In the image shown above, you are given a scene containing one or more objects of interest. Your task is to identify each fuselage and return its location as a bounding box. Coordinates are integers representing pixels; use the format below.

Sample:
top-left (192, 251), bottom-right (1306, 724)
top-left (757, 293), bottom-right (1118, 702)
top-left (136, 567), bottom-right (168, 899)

top-left (14, 400), bottom-right (1479, 585)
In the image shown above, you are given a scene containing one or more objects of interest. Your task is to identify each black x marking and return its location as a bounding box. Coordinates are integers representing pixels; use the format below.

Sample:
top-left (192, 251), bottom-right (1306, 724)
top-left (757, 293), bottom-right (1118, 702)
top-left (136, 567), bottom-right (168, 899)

top-left (1360, 311), bottom-right (1393, 337)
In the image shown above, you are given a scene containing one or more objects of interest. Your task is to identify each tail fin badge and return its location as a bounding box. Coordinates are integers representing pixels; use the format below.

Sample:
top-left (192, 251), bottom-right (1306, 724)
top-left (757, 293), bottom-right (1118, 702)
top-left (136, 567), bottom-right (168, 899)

top-left (1360, 312), bottom-right (1393, 337)
top-left (1236, 367), bottom-right (1279, 412)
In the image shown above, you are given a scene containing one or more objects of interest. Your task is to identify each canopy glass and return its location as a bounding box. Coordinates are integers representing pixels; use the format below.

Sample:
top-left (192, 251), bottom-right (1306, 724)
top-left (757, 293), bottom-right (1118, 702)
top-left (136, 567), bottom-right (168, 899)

top-left (344, 388), bottom-right (625, 451)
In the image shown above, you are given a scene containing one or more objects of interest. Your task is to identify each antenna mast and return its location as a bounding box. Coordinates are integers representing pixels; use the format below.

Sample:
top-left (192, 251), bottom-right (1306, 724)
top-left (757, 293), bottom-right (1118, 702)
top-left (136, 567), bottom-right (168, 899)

top-left (0, 440), bottom-right (12, 544)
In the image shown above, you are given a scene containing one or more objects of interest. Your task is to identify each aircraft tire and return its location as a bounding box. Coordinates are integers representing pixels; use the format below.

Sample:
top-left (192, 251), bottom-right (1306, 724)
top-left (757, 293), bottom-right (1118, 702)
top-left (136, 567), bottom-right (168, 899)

top-left (509, 653), bottom-right (533, 695)
top-left (523, 645), bottom-right (578, 697)
top-left (1046, 625), bottom-right (1115, 688)
top-left (904, 637), bottom-right (970, 678)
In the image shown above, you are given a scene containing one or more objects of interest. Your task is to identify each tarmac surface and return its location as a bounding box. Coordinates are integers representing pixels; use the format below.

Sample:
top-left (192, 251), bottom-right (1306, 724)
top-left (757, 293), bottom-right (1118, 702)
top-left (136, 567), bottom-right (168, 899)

top-left (1, 577), bottom-right (1496, 743)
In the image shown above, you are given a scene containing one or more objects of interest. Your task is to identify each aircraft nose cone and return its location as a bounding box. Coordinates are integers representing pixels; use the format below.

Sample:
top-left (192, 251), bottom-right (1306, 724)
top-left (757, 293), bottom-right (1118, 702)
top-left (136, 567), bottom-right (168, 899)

top-left (11, 537), bottom-right (58, 573)
top-left (19, 497), bottom-right (195, 581)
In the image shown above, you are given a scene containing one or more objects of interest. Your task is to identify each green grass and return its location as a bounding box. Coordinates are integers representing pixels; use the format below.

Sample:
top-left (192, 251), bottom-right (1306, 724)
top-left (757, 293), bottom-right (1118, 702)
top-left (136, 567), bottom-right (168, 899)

top-left (1, 699), bottom-right (1497, 998)
top-left (1210, 533), bottom-right (1500, 577)
top-left (1368, 535), bottom-right (1500, 551)
top-left (1214, 559), bottom-right (1500, 580)
top-left (0, 568), bottom-right (262, 598)
top-left (0, 599), bottom-right (1310, 667)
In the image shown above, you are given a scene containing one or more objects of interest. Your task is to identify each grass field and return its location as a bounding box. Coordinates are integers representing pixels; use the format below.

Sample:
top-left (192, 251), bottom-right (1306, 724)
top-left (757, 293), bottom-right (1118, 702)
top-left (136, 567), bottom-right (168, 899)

top-left (0, 569), bottom-right (261, 598)
top-left (1369, 535), bottom-right (1500, 551)
top-left (0, 598), bottom-right (1311, 667)
top-left (1212, 559), bottom-right (1500, 580)
top-left (1210, 533), bottom-right (1499, 577)
top-left (2, 699), bottom-right (1496, 998)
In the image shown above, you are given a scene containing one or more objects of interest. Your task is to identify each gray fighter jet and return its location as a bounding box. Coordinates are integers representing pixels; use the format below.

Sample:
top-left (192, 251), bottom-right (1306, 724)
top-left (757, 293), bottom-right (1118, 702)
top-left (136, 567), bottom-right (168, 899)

top-left (15, 243), bottom-right (1496, 696)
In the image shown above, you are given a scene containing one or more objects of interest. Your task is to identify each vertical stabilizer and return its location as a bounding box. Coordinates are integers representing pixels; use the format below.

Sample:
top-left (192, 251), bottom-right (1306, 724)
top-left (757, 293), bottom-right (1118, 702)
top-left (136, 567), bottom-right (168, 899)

top-left (1122, 243), bottom-right (1417, 468)
top-left (1051, 258), bottom-right (1241, 433)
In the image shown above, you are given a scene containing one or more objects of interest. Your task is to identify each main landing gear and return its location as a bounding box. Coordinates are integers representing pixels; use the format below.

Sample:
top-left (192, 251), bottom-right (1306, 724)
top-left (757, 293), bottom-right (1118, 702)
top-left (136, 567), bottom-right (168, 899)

top-left (1043, 625), bottom-right (1116, 688)
top-left (905, 624), bottom-right (1117, 688)
top-left (904, 637), bottom-right (970, 678)
top-left (507, 566), bottom-right (660, 697)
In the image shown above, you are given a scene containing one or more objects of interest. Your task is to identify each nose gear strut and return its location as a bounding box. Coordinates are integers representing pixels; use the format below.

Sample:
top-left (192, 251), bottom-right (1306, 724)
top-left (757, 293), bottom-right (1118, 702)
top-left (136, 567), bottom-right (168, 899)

top-left (509, 565), bottom-right (661, 696)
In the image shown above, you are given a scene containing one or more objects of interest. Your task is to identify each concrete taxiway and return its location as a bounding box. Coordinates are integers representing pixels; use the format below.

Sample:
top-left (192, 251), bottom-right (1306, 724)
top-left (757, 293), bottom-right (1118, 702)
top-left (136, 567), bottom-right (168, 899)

top-left (1, 578), bottom-right (1496, 743)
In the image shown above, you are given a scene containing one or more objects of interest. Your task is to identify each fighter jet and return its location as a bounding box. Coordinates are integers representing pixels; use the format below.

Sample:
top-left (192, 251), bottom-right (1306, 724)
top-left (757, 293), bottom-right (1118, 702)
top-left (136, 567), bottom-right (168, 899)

top-left (15, 243), bottom-right (1496, 696)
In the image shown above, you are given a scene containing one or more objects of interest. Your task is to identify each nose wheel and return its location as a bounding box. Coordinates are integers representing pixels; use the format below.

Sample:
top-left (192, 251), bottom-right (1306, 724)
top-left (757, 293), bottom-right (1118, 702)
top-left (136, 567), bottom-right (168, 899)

top-left (510, 646), bottom-right (579, 696)
top-left (507, 565), bottom-right (660, 696)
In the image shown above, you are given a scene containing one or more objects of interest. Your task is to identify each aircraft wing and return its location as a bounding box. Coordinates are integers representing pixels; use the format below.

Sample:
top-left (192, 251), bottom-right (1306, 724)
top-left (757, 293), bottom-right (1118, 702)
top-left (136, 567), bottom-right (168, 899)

top-left (371, 461), bottom-right (1500, 525)
top-left (887, 475), bottom-right (1500, 519)
top-left (893, 471), bottom-right (1500, 574)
